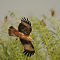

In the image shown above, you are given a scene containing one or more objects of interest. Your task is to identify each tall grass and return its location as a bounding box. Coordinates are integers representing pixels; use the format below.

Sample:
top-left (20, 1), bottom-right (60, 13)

top-left (0, 11), bottom-right (60, 60)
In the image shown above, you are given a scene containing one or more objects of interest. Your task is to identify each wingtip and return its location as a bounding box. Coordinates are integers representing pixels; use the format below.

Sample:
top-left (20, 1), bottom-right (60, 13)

top-left (21, 17), bottom-right (31, 26)
top-left (23, 50), bottom-right (35, 57)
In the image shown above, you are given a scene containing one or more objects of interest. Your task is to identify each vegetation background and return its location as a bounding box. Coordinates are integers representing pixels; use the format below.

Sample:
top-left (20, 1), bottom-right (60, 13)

top-left (0, 10), bottom-right (60, 60)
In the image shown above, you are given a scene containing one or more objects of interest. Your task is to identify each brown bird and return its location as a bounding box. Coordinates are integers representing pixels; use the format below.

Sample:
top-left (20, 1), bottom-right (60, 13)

top-left (8, 17), bottom-right (35, 56)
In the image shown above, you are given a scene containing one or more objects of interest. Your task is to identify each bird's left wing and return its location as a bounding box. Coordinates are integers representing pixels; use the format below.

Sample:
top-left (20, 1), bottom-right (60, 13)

top-left (20, 38), bottom-right (35, 56)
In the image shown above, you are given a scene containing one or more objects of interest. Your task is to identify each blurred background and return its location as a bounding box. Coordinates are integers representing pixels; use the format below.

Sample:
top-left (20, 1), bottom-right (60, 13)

top-left (0, 0), bottom-right (60, 60)
top-left (0, 0), bottom-right (60, 20)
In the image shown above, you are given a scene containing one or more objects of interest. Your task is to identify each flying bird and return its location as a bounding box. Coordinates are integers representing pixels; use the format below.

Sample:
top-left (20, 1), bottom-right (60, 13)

top-left (8, 17), bottom-right (35, 56)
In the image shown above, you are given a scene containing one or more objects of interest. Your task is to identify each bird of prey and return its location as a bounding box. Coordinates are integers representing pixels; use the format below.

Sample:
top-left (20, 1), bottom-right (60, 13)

top-left (8, 17), bottom-right (35, 56)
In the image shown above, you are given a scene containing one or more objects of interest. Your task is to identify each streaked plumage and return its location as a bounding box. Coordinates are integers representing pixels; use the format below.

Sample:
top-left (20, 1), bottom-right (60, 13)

top-left (8, 17), bottom-right (35, 56)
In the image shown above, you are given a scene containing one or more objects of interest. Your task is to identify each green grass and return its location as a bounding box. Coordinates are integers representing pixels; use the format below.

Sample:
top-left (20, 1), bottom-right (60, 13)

top-left (0, 11), bottom-right (60, 60)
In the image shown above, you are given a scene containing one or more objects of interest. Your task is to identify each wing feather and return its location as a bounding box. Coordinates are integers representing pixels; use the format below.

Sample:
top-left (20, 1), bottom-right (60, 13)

top-left (20, 38), bottom-right (35, 56)
top-left (18, 17), bottom-right (32, 35)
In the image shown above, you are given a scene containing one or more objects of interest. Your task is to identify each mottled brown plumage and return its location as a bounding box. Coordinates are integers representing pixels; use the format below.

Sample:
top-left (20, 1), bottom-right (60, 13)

top-left (8, 17), bottom-right (35, 56)
top-left (18, 17), bottom-right (32, 35)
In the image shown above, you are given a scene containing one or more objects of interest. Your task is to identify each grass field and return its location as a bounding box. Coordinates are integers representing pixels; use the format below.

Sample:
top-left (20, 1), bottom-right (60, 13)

top-left (0, 11), bottom-right (60, 60)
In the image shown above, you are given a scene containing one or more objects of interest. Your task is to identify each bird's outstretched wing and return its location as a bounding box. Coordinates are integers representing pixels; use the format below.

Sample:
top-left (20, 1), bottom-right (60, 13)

top-left (20, 38), bottom-right (35, 56)
top-left (8, 25), bottom-right (35, 56)
top-left (18, 17), bottom-right (32, 35)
